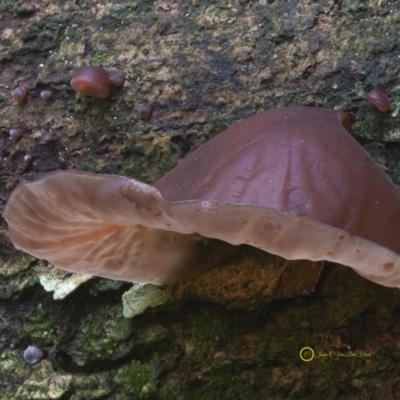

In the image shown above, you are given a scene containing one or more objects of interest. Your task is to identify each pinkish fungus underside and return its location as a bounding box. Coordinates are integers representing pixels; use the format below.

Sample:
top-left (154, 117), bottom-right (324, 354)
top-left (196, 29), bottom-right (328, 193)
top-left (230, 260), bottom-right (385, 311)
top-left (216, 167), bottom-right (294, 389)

top-left (4, 107), bottom-right (400, 287)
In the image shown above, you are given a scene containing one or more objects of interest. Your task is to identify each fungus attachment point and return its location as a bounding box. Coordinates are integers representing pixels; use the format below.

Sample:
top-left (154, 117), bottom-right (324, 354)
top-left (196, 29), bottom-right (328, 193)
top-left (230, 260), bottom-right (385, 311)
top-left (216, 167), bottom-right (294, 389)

top-left (70, 66), bottom-right (110, 99)
top-left (366, 87), bottom-right (390, 112)
top-left (4, 107), bottom-right (400, 288)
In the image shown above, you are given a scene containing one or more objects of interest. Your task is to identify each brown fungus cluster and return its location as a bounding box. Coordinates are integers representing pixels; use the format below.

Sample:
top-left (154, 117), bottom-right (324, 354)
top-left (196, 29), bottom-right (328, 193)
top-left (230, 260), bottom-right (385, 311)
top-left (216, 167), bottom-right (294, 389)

top-left (4, 107), bottom-right (400, 287)
top-left (70, 66), bottom-right (126, 99)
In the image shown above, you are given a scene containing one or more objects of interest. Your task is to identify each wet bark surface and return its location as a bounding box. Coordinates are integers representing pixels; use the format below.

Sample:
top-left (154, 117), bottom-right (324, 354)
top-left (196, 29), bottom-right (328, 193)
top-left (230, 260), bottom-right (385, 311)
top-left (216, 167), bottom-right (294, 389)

top-left (1, 1), bottom-right (400, 399)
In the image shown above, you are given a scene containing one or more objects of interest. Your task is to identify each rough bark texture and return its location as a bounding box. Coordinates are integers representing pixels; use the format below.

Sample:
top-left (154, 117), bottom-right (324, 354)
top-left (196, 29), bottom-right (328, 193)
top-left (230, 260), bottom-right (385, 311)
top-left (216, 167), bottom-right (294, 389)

top-left (1, 1), bottom-right (400, 399)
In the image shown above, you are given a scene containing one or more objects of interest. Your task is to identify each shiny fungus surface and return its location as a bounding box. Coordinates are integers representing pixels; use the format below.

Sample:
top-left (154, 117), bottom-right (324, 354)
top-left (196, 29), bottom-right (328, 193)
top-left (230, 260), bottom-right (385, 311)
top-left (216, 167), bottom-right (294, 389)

top-left (366, 86), bottom-right (390, 112)
top-left (4, 107), bottom-right (400, 287)
top-left (70, 66), bottom-right (110, 99)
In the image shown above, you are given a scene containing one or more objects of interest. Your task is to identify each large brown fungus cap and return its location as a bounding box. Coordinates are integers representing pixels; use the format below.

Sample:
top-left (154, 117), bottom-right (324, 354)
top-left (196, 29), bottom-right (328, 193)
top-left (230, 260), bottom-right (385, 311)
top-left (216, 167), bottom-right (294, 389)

top-left (4, 107), bottom-right (400, 287)
top-left (70, 66), bottom-right (110, 99)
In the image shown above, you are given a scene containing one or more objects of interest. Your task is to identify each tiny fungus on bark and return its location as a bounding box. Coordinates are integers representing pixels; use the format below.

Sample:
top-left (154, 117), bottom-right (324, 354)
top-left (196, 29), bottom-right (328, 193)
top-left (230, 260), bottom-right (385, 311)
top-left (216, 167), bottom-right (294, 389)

top-left (23, 346), bottom-right (44, 364)
top-left (109, 72), bottom-right (126, 87)
top-left (9, 128), bottom-right (23, 141)
top-left (366, 87), bottom-right (390, 112)
top-left (23, 154), bottom-right (33, 163)
top-left (40, 90), bottom-right (52, 101)
top-left (70, 66), bottom-right (111, 99)
top-left (4, 107), bottom-right (400, 287)
top-left (11, 85), bottom-right (28, 103)
top-left (138, 104), bottom-right (153, 120)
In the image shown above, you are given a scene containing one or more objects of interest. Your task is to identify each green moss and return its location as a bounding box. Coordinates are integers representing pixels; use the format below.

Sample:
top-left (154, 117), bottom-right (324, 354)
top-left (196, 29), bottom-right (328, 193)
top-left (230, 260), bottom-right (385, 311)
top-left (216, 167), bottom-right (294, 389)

top-left (70, 305), bottom-right (133, 365)
top-left (0, 349), bottom-right (31, 398)
top-left (89, 278), bottom-right (126, 295)
top-left (183, 310), bottom-right (246, 368)
top-left (25, 303), bottom-right (56, 346)
top-left (90, 52), bottom-right (109, 64)
top-left (390, 100), bottom-right (400, 118)
top-left (178, 308), bottom-right (267, 398)
top-left (0, 252), bottom-right (38, 300)
top-left (114, 355), bottom-right (160, 398)
top-left (1, 251), bottom-right (35, 278)
top-left (215, 111), bottom-right (232, 130)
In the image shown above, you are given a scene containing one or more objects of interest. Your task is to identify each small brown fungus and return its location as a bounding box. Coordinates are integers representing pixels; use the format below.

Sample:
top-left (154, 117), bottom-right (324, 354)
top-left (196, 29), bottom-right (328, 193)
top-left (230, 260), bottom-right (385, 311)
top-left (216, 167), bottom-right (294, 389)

top-left (366, 86), bottom-right (390, 112)
top-left (4, 107), bottom-right (400, 287)
top-left (70, 66), bottom-right (110, 99)
top-left (109, 72), bottom-right (126, 87)
top-left (9, 128), bottom-right (23, 141)
top-left (11, 85), bottom-right (28, 103)
top-left (40, 90), bottom-right (52, 101)
top-left (23, 154), bottom-right (33, 163)
top-left (138, 104), bottom-right (153, 120)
